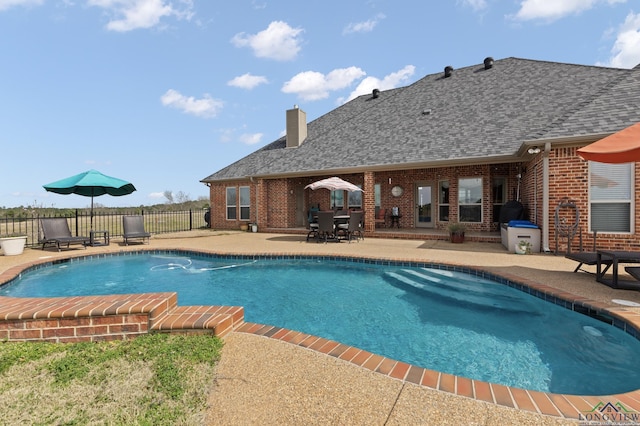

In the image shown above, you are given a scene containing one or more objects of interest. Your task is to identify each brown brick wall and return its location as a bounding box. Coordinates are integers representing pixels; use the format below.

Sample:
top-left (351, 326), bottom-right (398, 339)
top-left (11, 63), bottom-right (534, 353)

top-left (207, 150), bottom-right (640, 250)
top-left (0, 314), bottom-right (150, 343)
top-left (547, 146), bottom-right (640, 252)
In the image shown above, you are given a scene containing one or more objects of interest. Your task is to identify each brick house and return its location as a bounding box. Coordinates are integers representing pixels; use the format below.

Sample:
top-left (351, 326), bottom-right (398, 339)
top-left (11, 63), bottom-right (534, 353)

top-left (201, 57), bottom-right (640, 252)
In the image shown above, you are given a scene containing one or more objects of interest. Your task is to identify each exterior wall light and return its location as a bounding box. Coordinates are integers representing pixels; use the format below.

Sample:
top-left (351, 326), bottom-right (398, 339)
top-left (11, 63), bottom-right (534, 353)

top-left (527, 146), bottom-right (541, 154)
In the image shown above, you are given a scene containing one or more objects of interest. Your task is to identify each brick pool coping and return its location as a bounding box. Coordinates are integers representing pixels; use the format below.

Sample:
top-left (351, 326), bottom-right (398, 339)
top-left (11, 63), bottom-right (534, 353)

top-left (2, 249), bottom-right (640, 421)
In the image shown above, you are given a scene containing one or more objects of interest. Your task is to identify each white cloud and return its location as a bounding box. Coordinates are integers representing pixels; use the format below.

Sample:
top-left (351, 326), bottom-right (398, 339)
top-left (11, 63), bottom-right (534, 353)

top-left (87, 0), bottom-right (194, 32)
top-left (0, 0), bottom-right (43, 11)
top-left (239, 133), bottom-right (263, 145)
top-left (602, 11), bottom-right (640, 68)
top-left (231, 21), bottom-right (303, 61)
top-left (342, 13), bottom-right (386, 35)
top-left (227, 73), bottom-right (269, 90)
top-left (148, 192), bottom-right (165, 199)
top-left (281, 66), bottom-right (366, 101)
top-left (511, 0), bottom-right (625, 22)
top-left (461, 0), bottom-right (487, 12)
top-left (339, 65), bottom-right (416, 104)
top-left (160, 89), bottom-right (223, 118)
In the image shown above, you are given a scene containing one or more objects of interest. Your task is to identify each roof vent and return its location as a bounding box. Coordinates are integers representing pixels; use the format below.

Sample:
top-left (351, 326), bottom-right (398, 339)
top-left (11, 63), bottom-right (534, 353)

top-left (444, 66), bottom-right (453, 78)
top-left (484, 57), bottom-right (494, 70)
top-left (372, 88), bottom-right (380, 99)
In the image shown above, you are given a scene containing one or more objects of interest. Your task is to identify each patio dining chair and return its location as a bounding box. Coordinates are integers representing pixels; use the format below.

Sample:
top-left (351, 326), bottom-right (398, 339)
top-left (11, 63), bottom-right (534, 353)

top-left (306, 206), bottom-right (320, 242)
top-left (316, 211), bottom-right (336, 243)
top-left (375, 208), bottom-right (387, 228)
top-left (337, 211), bottom-right (364, 243)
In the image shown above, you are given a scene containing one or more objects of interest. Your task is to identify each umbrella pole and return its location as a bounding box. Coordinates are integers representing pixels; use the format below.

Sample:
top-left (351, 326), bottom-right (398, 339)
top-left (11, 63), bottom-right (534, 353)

top-left (90, 195), bottom-right (94, 231)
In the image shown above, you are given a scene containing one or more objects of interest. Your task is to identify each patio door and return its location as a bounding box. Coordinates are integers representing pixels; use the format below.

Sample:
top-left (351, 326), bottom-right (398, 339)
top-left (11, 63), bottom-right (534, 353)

top-left (415, 183), bottom-right (434, 228)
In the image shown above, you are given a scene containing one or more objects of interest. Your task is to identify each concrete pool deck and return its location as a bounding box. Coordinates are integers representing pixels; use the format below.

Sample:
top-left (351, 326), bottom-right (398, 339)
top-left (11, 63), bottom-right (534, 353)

top-left (2, 229), bottom-right (640, 425)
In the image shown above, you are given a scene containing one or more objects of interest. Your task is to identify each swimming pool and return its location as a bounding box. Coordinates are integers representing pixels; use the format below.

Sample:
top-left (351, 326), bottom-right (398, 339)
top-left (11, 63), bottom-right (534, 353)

top-left (3, 252), bottom-right (640, 396)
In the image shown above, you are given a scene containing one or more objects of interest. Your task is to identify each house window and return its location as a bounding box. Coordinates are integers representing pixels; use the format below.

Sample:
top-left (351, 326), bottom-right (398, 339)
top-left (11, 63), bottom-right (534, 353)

top-left (347, 186), bottom-right (362, 209)
top-left (458, 177), bottom-right (482, 222)
top-left (330, 190), bottom-right (344, 209)
top-left (239, 186), bottom-right (250, 220)
top-left (226, 187), bottom-right (237, 220)
top-left (590, 162), bottom-right (633, 233)
top-left (492, 177), bottom-right (506, 223)
top-left (374, 184), bottom-right (381, 208)
top-left (439, 180), bottom-right (450, 221)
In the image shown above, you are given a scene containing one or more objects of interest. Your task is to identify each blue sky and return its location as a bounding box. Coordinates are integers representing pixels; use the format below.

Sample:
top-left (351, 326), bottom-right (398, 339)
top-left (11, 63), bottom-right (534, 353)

top-left (1, 0), bottom-right (639, 209)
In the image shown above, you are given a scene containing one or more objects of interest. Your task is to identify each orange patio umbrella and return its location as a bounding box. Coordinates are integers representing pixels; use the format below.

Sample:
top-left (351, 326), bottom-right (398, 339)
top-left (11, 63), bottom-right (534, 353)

top-left (577, 122), bottom-right (640, 163)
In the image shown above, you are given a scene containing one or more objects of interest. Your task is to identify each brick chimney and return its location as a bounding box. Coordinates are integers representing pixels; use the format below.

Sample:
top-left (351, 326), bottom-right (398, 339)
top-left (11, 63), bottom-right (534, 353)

top-left (286, 105), bottom-right (307, 148)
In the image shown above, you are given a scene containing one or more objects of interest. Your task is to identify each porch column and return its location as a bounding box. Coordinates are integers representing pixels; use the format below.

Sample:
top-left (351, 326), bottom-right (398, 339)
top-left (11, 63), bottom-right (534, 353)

top-left (363, 171), bottom-right (375, 232)
top-left (255, 178), bottom-right (267, 229)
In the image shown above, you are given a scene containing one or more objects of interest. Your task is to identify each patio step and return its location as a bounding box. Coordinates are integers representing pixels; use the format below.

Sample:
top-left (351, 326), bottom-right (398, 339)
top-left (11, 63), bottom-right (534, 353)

top-left (150, 305), bottom-right (244, 337)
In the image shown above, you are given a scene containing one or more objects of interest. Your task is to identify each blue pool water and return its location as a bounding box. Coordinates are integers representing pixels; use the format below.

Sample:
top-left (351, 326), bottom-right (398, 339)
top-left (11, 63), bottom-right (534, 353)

top-left (3, 252), bottom-right (640, 396)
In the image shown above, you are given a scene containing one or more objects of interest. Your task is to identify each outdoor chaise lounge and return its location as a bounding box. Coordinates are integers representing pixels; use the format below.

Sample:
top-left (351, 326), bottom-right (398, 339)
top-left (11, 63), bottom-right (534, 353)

top-left (40, 217), bottom-right (89, 251)
top-left (565, 231), bottom-right (613, 274)
top-left (122, 215), bottom-right (151, 245)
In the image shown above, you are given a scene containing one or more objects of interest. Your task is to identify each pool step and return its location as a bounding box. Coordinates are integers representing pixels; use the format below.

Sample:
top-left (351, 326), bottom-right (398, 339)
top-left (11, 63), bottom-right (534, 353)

top-left (151, 305), bottom-right (244, 337)
top-left (383, 268), bottom-right (531, 314)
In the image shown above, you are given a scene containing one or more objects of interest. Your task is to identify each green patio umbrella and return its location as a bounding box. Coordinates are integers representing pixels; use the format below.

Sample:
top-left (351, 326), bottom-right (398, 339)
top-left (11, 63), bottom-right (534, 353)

top-left (43, 169), bottom-right (136, 229)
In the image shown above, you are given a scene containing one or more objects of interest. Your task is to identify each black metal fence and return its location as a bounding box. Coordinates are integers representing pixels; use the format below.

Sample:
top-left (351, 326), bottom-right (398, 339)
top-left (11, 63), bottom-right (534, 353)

top-left (0, 209), bottom-right (209, 248)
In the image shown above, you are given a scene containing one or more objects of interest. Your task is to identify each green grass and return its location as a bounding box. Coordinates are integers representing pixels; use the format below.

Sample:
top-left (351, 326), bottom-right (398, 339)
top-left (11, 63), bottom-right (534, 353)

top-left (0, 333), bottom-right (224, 425)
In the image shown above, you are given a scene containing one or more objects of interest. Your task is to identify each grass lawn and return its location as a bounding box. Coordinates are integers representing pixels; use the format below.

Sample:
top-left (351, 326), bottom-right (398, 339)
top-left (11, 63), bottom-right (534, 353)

top-left (0, 333), bottom-right (223, 425)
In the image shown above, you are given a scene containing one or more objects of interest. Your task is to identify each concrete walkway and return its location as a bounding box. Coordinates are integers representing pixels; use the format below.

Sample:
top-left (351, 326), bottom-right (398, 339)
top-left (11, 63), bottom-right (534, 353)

top-left (3, 230), bottom-right (640, 425)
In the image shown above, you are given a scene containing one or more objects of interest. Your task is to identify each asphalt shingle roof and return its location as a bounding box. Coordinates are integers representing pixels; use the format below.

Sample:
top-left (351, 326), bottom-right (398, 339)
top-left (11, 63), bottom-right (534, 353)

top-left (202, 57), bottom-right (640, 182)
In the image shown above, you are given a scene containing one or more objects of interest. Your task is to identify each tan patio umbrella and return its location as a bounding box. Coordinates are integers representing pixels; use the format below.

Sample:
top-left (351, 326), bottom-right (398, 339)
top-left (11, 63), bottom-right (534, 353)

top-left (577, 122), bottom-right (640, 163)
top-left (305, 177), bottom-right (363, 192)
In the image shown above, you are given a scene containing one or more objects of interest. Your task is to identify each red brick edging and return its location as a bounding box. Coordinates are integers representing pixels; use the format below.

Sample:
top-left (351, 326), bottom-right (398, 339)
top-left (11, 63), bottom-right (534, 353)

top-left (237, 321), bottom-right (640, 421)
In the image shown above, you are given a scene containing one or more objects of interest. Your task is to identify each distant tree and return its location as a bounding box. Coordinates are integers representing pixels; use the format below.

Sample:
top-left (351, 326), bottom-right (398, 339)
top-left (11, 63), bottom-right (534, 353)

top-left (175, 191), bottom-right (190, 204)
top-left (163, 190), bottom-right (174, 204)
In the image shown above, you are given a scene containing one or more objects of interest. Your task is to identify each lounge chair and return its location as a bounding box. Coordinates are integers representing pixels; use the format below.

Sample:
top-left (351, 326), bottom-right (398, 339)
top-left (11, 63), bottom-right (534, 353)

top-left (40, 218), bottom-right (89, 251)
top-left (122, 215), bottom-right (151, 245)
top-left (565, 231), bottom-right (612, 274)
top-left (625, 266), bottom-right (640, 282)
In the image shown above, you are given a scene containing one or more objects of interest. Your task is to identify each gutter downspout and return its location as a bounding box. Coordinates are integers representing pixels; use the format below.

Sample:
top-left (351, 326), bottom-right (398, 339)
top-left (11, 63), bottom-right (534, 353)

top-left (542, 142), bottom-right (551, 253)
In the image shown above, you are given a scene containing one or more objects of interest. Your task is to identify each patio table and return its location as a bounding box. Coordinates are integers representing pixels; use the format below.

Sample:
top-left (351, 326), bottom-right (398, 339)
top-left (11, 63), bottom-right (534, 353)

top-left (596, 250), bottom-right (640, 290)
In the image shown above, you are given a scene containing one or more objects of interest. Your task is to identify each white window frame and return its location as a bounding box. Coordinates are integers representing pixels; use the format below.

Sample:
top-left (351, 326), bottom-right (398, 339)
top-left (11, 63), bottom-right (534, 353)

top-left (226, 187), bottom-right (237, 220)
top-left (589, 162), bottom-right (634, 234)
top-left (330, 190), bottom-right (344, 209)
top-left (239, 186), bottom-right (250, 221)
top-left (458, 177), bottom-right (483, 223)
top-left (438, 180), bottom-right (450, 222)
top-left (347, 186), bottom-right (363, 209)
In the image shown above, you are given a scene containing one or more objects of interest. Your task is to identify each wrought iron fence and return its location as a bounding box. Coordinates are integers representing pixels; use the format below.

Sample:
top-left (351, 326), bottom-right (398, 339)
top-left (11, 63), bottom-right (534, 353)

top-left (0, 209), bottom-right (209, 248)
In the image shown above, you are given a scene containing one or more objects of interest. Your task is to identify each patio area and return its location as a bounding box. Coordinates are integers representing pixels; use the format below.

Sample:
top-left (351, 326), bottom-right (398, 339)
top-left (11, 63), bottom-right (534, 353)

top-left (2, 229), bottom-right (640, 425)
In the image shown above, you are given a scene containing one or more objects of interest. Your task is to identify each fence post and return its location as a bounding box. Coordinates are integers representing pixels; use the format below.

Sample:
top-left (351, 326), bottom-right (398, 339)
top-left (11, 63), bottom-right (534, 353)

top-left (189, 209), bottom-right (193, 230)
top-left (75, 209), bottom-right (79, 236)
